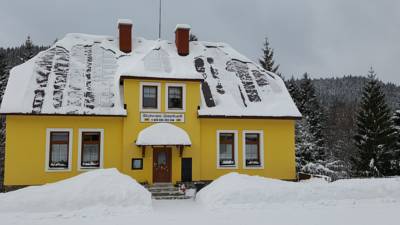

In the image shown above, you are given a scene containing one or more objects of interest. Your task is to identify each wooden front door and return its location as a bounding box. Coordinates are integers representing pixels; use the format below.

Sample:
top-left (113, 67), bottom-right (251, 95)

top-left (153, 147), bottom-right (172, 183)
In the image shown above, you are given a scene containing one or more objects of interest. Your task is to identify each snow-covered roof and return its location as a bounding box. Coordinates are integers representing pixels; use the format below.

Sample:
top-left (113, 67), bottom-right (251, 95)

top-left (135, 123), bottom-right (191, 146)
top-left (0, 32), bottom-right (301, 118)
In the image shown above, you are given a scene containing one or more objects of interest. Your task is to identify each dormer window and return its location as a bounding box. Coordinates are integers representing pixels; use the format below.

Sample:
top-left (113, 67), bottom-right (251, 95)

top-left (140, 82), bottom-right (161, 112)
top-left (166, 83), bottom-right (186, 112)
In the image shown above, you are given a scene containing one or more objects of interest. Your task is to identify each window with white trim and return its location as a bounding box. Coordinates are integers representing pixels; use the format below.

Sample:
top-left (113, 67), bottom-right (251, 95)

top-left (45, 128), bottom-right (72, 171)
top-left (166, 83), bottom-right (185, 111)
top-left (140, 82), bottom-right (161, 112)
top-left (78, 129), bottom-right (104, 170)
top-left (218, 132), bottom-right (236, 167)
top-left (142, 86), bottom-right (158, 109)
top-left (81, 132), bottom-right (101, 168)
top-left (243, 131), bottom-right (264, 168)
top-left (49, 132), bottom-right (69, 168)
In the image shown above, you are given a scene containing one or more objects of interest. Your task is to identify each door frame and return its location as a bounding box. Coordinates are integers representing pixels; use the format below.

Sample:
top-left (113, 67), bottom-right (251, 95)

top-left (152, 147), bottom-right (172, 183)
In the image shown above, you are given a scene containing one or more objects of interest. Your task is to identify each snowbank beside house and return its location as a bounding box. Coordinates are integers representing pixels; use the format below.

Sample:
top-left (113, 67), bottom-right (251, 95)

top-left (0, 168), bottom-right (152, 212)
top-left (196, 172), bottom-right (400, 209)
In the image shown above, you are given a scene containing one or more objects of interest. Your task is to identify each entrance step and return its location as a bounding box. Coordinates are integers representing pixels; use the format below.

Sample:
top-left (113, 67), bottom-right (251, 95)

top-left (147, 183), bottom-right (191, 200)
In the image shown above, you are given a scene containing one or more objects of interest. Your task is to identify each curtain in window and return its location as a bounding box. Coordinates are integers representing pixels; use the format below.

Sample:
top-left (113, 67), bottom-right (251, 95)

top-left (219, 133), bottom-right (235, 166)
top-left (245, 133), bottom-right (260, 166)
top-left (49, 132), bottom-right (69, 168)
top-left (81, 132), bottom-right (100, 167)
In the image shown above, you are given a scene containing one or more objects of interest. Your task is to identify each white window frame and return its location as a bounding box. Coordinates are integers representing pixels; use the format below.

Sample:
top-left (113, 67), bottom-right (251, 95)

top-left (45, 128), bottom-right (73, 172)
top-left (140, 82), bottom-right (161, 112)
top-left (242, 130), bottom-right (264, 169)
top-left (216, 130), bottom-right (238, 169)
top-left (78, 128), bottom-right (104, 171)
top-left (165, 83), bottom-right (186, 112)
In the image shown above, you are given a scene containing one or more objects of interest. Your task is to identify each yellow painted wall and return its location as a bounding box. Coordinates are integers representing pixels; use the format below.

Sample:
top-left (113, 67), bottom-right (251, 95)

top-left (199, 118), bottom-right (296, 180)
top-left (121, 79), bottom-right (202, 184)
top-left (4, 116), bottom-right (123, 185)
top-left (4, 78), bottom-right (296, 186)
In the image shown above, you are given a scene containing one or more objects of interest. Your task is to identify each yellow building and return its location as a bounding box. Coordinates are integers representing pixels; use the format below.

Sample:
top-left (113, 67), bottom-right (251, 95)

top-left (0, 21), bottom-right (301, 186)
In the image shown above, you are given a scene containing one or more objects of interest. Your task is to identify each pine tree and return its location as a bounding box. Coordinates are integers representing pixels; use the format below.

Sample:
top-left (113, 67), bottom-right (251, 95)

top-left (189, 34), bottom-right (198, 42)
top-left (294, 73), bottom-right (330, 176)
top-left (392, 109), bottom-right (400, 174)
top-left (0, 52), bottom-right (7, 191)
top-left (298, 73), bottom-right (325, 159)
top-left (259, 37), bottom-right (280, 76)
top-left (286, 77), bottom-right (300, 105)
top-left (0, 52), bottom-right (7, 104)
top-left (353, 68), bottom-right (397, 177)
top-left (22, 36), bottom-right (35, 62)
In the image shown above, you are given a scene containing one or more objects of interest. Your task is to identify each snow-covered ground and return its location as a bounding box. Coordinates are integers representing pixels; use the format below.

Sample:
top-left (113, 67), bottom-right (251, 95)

top-left (1, 170), bottom-right (399, 225)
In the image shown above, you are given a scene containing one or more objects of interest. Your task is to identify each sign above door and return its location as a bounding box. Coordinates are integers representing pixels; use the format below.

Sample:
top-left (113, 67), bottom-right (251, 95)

top-left (141, 113), bottom-right (185, 123)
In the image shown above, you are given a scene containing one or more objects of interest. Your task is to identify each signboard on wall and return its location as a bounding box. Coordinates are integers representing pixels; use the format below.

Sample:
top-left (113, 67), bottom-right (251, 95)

top-left (140, 113), bottom-right (185, 123)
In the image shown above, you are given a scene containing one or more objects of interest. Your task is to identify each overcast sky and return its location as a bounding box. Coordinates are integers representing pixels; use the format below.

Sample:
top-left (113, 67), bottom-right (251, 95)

top-left (1, 0), bottom-right (399, 83)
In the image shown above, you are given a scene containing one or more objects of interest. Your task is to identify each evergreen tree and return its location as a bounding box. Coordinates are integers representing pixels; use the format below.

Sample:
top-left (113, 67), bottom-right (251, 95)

top-left (286, 77), bottom-right (300, 105)
top-left (298, 73), bottom-right (325, 159)
top-left (392, 109), bottom-right (400, 174)
top-left (259, 37), bottom-right (280, 76)
top-left (0, 52), bottom-right (7, 104)
top-left (189, 34), bottom-right (198, 42)
top-left (353, 68), bottom-right (397, 177)
top-left (0, 52), bottom-right (6, 190)
top-left (22, 36), bottom-right (35, 62)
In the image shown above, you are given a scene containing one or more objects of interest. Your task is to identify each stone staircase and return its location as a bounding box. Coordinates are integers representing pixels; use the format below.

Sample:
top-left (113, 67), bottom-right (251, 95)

top-left (148, 183), bottom-right (190, 200)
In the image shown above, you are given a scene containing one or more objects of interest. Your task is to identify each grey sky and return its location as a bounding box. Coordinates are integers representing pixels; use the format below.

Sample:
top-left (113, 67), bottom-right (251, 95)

top-left (1, 0), bottom-right (399, 83)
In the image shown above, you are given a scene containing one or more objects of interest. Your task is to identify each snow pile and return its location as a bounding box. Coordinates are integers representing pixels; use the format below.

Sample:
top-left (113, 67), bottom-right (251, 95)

top-left (196, 172), bottom-right (400, 209)
top-left (136, 123), bottom-right (191, 146)
top-left (0, 168), bottom-right (152, 212)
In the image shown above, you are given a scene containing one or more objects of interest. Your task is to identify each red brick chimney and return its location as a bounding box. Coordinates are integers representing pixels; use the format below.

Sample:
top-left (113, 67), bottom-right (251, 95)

top-left (175, 24), bottom-right (191, 56)
top-left (118, 19), bottom-right (133, 53)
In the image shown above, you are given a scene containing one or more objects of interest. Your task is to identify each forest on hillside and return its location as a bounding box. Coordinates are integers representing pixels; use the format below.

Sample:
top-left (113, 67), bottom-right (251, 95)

top-left (1, 37), bottom-right (400, 188)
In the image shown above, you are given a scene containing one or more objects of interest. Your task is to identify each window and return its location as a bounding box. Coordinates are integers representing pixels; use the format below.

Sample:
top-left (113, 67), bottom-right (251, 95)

top-left (81, 132), bottom-right (100, 168)
top-left (78, 129), bottom-right (104, 170)
top-left (49, 132), bottom-right (69, 168)
top-left (217, 131), bottom-right (238, 168)
top-left (132, 158), bottom-right (143, 170)
top-left (142, 86), bottom-right (158, 109)
top-left (45, 128), bottom-right (72, 171)
top-left (140, 82), bottom-right (161, 112)
top-left (168, 86), bottom-right (183, 109)
top-left (166, 83), bottom-right (186, 112)
top-left (243, 131), bottom-right (264, 168)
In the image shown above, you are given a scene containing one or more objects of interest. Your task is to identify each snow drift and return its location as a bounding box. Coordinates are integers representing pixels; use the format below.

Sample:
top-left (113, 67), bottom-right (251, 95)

top-left (196, 172), bottom-right (400, 209)
top-left (0, 168), bottom-right (152, 212)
